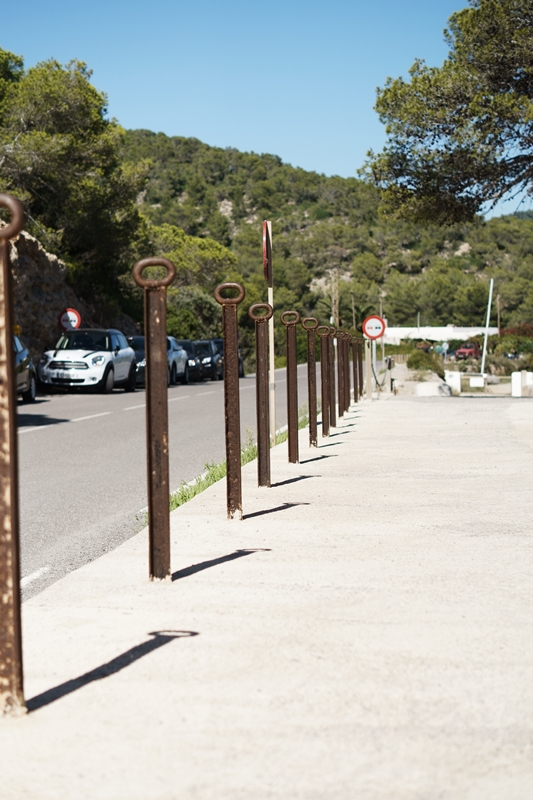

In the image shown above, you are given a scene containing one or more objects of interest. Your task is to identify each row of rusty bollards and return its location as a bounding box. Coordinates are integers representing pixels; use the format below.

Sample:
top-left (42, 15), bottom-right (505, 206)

top-left (214, 282), bottom-right (364, 521)
top-left (0, 192), bottom-right (365, 716)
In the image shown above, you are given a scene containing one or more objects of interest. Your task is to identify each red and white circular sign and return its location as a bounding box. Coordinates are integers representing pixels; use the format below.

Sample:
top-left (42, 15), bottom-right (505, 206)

top-left (58, 308), bottom-right (81, 330)
top-left (362, 315), bottom-right (386, 340)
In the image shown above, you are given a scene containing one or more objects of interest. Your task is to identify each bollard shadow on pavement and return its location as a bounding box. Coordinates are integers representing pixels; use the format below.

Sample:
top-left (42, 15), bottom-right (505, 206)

top-left (172, 549), bottom-right (270, 581)
top-left (243, 502), bottom-right (310, 520)
top-left (271, 475), bottom-right (316, 488)
top-left (26, 631), bottom-right (198, 713)
top-left (300, 454), bottom-right (336, 464)
top-left (17, 412), bottom-right (70, 428)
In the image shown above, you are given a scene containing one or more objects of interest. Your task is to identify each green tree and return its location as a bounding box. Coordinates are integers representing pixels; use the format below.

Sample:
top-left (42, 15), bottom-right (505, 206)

top-left (365, 0), bottom-right (533, 223)
top-left (0, 50), bottom-right (148, 297)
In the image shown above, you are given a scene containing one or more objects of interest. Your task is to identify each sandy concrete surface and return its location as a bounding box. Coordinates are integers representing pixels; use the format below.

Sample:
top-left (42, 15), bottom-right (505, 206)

top-left (2, 395), bottom-right (533, 799)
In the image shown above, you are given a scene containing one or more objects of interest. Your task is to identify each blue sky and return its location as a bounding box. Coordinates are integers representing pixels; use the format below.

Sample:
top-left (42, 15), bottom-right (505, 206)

top-left (2, 1), bottom-right (522, 215)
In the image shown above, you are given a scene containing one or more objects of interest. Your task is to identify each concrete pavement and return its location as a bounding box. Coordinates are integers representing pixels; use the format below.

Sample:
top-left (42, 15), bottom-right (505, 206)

top-left (2, 394), bottom-right (533, 799)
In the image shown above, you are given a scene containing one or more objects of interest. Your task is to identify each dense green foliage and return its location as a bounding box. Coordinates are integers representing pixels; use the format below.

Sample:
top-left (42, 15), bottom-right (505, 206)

top-left (365, 0), bottom-right (533, 223)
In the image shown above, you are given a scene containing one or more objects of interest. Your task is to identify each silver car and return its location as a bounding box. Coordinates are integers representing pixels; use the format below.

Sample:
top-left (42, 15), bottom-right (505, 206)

top-left (167, 336), bottom-right (188, 384)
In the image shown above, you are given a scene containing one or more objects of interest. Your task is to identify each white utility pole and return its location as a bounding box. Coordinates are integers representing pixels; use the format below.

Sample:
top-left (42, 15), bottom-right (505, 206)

top-left (480, 278), bottom-right (494, 378)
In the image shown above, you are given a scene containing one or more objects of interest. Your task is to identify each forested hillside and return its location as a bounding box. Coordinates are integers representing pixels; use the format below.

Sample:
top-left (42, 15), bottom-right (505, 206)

top-left (124, 130), bottom-right (533, 333)
top-left (2, 44), bottom-right (533, 360)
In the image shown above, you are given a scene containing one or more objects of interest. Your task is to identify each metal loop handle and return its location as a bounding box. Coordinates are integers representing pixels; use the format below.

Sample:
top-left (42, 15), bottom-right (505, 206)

top-left (280, 310), bottom-right (300, 327)
top-left (248, 302), bottom-right (273, 322)
top-left (132, 257), bottom-right (176, 289)
top-left (328, 326), bottom-right (337, 337)
top-left (0, 194), bottom-right (25, 241)
top-left (301, 316), bottom-right (318, 331)
top-left (317, 325), bottom-right (330, 337)
top-left (214, 282), bottom-right (246, 305)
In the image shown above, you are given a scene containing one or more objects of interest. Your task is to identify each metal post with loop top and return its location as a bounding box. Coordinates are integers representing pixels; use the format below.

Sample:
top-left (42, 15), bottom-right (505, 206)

top-left (343, 332), bottom-right (351, 411)
top-left (215, 283), bottom-right (246, 518)
top-left (0, 194), bottom-right (26, 716)
top-left (248, 303), bottom-right (273, 487)
top-left (280, 310), bottom-right (300, 463)
top-left (328, 326), bottom-right (337, 428)
top-left (132, 257), bottom-right (176, 581)
top-left (317, 326), bottom-right (330, 438)
top-left (301, 317), bottom-right (318, 447)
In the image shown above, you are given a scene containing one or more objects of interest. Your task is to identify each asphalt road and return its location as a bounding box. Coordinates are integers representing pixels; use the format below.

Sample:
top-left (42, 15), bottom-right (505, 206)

top-left (18, 365), bottom-right (311, 599)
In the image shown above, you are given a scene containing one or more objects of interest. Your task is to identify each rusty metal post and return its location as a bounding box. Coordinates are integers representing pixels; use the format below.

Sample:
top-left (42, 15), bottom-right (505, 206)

top-left (302, 317), bottom-right (318, 447)
top-left (345, 334), bottom-right (351, 410)
top-left (337, 330), bottom-right (344, 418)
top-left (215, 283), bottom-right (246, 518)
top-left (317, 326), bottom-right (330, 438)
top-left (249, 303), bottom-right (273, 487)
top-left (132, 257), bottom-right (176, 580)
top-left (351, 337), bottom-right (359, 402)
top-left (358, 340), bottom-right (364, 400)
top-left (328, 326), bottom-right (337, 428)
top-left (280, 310), bottom-right (300, 463)
top-left (0, 194), bottom-right (26, 716)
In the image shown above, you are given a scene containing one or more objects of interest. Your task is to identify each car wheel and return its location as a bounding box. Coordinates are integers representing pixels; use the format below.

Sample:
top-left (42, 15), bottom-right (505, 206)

top-left (217, 366), bottom-right (223, 380)
top-left (170, 363), bottom-right (177, 385)
top-left (99, 365), bottom-right (114, 394)
top-left (238, 361), bottom-right (245, 378)
top-left (22, 373), bottom-right (37, 403)
top-left (181, 365), bottom-right (189, 385)
top-left (124, 363), bottom-right (137, 392)
top-left (210, 365), bottom-right (218, 381)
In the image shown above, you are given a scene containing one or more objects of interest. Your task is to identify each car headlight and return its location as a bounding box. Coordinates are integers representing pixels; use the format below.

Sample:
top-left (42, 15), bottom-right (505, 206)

top-left (92, 355), bottom-right (106, 366)
top-left (202, 357), bottom-right (211, 364)
top-left (39, 355), bottom-right (49, 365)
top-left (138, 358), bottom-right (146, 368)
top-left (188, 359), bottom-right (196, 366)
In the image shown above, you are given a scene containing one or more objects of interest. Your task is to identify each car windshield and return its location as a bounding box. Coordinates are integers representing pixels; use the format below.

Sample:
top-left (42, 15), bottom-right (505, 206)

top-left (461, 343), bottom-right (474, 349)
top-left (55, 331), bottom-right (111, 351)
top-left (174, 340), bottom-right (193, 356)
top-left (128, 336), bottom-right (145, 352)
top-left (213, 339), bottom-right (223, 354)
top-left (195, 342), bottom-right (211, 356)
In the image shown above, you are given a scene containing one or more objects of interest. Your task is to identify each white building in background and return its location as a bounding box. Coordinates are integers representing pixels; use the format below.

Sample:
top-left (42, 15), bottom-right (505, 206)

top-left (383, 325), bottom-right (499, 345)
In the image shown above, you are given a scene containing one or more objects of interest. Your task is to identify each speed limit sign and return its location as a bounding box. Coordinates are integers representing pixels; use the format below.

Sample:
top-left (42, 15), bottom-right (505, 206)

top-left (362, 315), bottom-right (386, 340)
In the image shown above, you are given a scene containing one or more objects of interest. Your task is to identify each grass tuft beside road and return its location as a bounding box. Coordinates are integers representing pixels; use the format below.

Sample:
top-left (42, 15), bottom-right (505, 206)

top-left (169, 406), bottom-right (309, 511)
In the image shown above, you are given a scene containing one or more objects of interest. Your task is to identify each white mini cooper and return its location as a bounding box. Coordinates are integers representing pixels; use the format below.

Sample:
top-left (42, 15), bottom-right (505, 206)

top-left (38, 328), bottom-right (137, 393)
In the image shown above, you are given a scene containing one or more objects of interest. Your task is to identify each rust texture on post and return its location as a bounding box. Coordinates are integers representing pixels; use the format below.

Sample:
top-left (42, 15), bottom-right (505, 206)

top-left (358, 340), bottom-right (364, 399)
top-left (215, 283), bottom-right (246, 518)
top-left (328, 327), bottom-right (337, 428)
top-left (336, 331), bottom-right (344, 418)
top-left (280, 310), bottom-right (300, 463)
top-left (132, 257), bottom-right (176, 580)
top-left (343, 333), bottom-right (351, 411)
top-left (302, 317), bottom-right (318, 447)
top-left (351, 337), bottom-right (359, 402)
top-left (0, 194), bottom-right (26, 716)
top-left (317, 326), bottom-right (330, 438)
top-left (249, 303), bottom-right (273, 487)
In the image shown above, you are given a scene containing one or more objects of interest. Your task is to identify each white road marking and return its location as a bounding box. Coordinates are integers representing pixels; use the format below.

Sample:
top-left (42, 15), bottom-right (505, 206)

top-left (169, 395), bottom-right (190, 402)
top-left (20, 565), bottom-right (51, 588)
top-left (72, 412), bottom-right (112, 423)
top-left (19, 424), bottom-right (55, 434)
top-left (196, 391), bottom-right (215, 397)
top-left (124, 404), bottom-right (146, 411)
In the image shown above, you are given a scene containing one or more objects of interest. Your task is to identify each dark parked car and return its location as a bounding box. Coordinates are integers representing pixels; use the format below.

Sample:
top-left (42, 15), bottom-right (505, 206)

top-left (172, 340), bottom-right (204, 382)
top-left (127, 335), bottom-right (146, 386)
top-left (212, 337), bottom-right (244, 377)
top-left (194, 339), bottom-right (223, 381)
top-left (14, 334), bottom-right (37, 403)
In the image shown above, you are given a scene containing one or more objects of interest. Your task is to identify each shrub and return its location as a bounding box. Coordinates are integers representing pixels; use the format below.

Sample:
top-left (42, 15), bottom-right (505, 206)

top-left (407, 350), bottom-right (444, 379)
